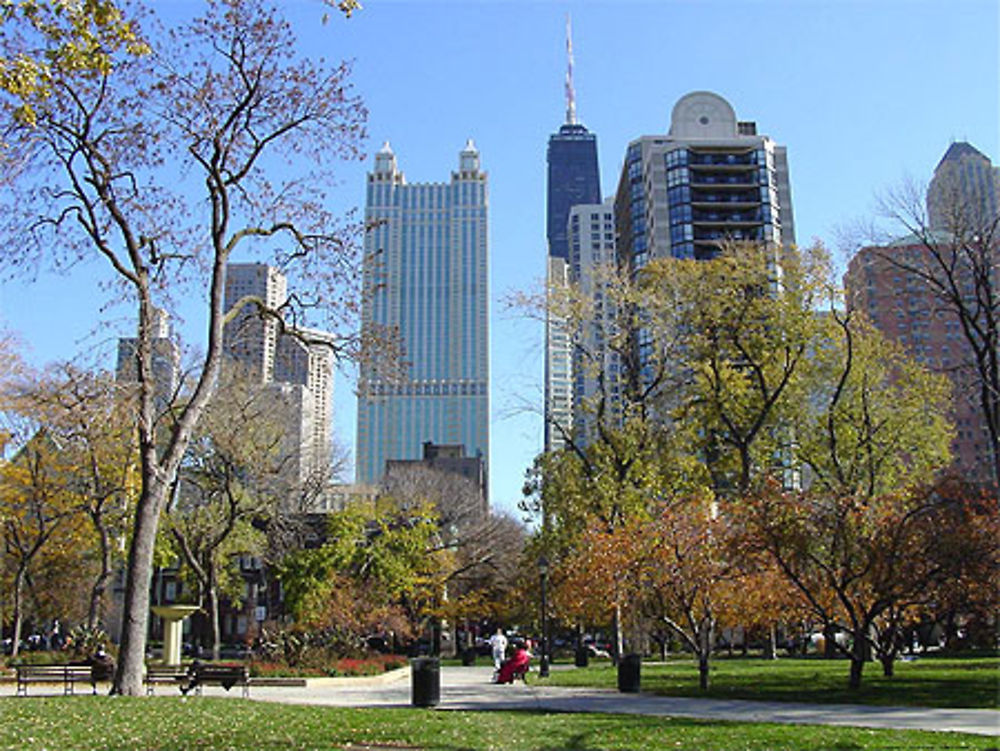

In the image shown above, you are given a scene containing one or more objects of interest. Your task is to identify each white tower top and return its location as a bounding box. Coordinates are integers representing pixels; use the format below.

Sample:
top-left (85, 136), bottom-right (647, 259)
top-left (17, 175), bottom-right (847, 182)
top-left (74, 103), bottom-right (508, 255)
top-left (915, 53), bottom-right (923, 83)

top-left (460, 139), bottom-right (480, 172)
top-left (564, 14), bottom-right (577, 125)
top-left (374, 141), bottom-right (399, 176)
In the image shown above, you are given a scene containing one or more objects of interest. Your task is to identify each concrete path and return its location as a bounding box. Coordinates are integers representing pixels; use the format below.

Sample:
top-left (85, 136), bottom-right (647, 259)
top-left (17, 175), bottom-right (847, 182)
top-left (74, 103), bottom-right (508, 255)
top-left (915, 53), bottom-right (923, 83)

top-left (206, 665), bottom-right (999, 737)
top-left (6, 665), bottom-right (998, 737)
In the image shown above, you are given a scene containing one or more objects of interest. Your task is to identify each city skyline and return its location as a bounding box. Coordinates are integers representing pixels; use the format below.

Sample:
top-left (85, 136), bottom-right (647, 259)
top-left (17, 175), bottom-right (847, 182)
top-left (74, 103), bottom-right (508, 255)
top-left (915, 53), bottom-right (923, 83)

top-left (1, 1), bottom-right (996, 515)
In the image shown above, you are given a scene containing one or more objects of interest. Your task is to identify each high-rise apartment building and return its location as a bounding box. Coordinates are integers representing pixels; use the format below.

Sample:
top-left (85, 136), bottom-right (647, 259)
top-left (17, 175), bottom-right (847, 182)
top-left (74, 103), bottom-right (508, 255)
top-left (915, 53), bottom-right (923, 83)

top-left (356, 142), bottom-right (489, 487)
top-left (544, 18), bottom-right (602, 452)
top-left (845, 142), bottom-right (1000, 484)
top-left (615, 91), bottom-right (795, 270)
top-left (115, 307), bottom-right (180, 410)
top-left (567, 198), bottom-right (620, 444)
top-left (223, 263), bottom-right (335, 482)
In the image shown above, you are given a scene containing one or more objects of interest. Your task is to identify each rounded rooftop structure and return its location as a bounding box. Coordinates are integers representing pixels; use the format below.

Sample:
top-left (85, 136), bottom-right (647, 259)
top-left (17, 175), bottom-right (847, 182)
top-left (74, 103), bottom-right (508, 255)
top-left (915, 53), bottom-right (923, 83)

top-left (669, 91), bottom-right (738, 139)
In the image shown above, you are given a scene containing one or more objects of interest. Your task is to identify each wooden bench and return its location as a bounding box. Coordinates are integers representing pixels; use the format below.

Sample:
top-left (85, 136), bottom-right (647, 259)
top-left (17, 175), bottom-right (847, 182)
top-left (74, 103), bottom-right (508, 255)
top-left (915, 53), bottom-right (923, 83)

top-left (144, 665), bottom-right (188, 695)
top-left (15, 664), bottom-right (98, 696)
top-left (180, 664), bottom-right (251, 698)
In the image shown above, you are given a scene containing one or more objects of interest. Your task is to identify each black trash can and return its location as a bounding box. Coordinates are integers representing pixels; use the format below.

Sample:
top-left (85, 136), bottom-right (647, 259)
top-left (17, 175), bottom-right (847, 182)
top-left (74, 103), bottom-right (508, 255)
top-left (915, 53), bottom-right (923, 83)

top-left (461, 648), bottom-right (477, 666)
top-left (411, 657), bottom-right (440, 707)
top-left (617, 653), bottom-right (641, 693)
top-left (574, 647), bottom-right (589, 668)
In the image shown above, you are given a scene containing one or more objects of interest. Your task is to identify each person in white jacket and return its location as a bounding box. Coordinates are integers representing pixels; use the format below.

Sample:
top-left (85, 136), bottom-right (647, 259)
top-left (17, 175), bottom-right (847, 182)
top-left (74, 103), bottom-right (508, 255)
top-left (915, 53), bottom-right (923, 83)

top-left (488, 628), bottom-right (508, 672)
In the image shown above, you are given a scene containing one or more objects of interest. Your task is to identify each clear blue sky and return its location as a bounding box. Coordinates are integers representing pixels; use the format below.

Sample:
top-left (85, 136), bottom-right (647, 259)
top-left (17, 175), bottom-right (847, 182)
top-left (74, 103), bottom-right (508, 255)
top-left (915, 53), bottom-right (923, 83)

top-left (1, 0), bottom-right (997, 517)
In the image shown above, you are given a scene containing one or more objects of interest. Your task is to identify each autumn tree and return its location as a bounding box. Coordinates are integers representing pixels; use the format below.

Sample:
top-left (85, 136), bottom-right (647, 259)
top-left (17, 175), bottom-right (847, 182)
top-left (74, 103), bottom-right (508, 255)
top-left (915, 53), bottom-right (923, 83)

top-left (1, 0), bottom-right (367, 693)
top-left (0, 427), bottom-right (85, 656)
top-left (742, 480), bottom-right (992, 689)
top-left (9, 365), bottom-right (140, 632)
top-left (277, 498), bottom-right (446, 653)
top-left (164, 369), bottom-right (292, 659)
top-left (380, 464), bottom-right (525, 652)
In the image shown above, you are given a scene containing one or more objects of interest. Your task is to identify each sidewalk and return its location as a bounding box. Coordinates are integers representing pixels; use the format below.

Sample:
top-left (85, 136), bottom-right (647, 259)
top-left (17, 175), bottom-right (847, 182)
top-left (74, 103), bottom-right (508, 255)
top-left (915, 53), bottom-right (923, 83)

top-left (228, 665), bottom-right (1000, 737)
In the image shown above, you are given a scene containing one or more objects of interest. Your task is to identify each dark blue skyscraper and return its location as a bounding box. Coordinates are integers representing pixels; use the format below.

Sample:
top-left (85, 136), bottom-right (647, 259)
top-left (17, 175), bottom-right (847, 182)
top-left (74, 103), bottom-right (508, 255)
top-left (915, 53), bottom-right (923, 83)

top-left (545, 18), bottom-right (600, 260)
top-left (547, 126), bottom-right (601, 260)
top-left (545, 17), bottom-right (602, 452)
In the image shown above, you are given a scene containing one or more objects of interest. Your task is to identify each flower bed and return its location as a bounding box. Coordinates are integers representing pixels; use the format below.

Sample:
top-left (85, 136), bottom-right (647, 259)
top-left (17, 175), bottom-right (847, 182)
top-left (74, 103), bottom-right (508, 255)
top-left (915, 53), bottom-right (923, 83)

top-left (249, 654), bottom-right (407, 678)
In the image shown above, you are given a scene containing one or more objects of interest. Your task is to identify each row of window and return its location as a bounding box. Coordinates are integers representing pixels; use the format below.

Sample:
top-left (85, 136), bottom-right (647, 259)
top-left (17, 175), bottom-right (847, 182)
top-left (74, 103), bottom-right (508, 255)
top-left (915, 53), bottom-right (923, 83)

top-left (364, 381), bottom-right (487, 397)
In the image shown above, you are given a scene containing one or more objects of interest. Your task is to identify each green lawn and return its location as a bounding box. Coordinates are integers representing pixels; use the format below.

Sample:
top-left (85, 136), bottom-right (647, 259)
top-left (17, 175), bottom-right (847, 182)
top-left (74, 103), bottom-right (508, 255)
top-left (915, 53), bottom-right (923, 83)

top-left (543, 654), bottom-right (1000, 709)
top-left (0, 696), bottom-right (993, 751)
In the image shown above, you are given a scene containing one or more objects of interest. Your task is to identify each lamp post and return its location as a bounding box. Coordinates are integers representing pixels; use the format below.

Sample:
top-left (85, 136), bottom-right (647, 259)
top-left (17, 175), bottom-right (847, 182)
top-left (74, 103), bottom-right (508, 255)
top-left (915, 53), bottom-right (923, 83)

top-left (538, 555), bottom-right (550, 678)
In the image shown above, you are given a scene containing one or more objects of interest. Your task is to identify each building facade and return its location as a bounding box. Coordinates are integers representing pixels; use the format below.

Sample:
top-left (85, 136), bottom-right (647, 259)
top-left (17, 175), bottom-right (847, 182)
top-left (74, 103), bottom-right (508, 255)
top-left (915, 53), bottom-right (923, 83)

top-left (223, 262), bottom-right (335, 483)
top-left (845, 142), bottom-right (1000, 485)
top-left (115, 307), bottom-right (180, 411)
top-left (356, 142), bottom-right (489, 486)
top-left (615, 91), bottom-right (795, 271)
top-left (567, 198), bottom-right (620, 445)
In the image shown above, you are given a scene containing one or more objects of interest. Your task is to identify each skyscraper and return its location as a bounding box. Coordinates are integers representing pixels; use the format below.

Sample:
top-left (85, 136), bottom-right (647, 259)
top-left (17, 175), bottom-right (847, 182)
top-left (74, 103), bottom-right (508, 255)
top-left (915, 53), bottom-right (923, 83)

top-left (356, 141), bottom-right (489, 487)
top-left (544, 17), bottom-right (602, 451)
top-left (927, 141), bottom-right (1000, 233)
top-left (115, 307), bottom-right (180, 410)
top-left (615, 91), bottom-right (795, 270)
top-left (223, 262), bottom-right (335, 482)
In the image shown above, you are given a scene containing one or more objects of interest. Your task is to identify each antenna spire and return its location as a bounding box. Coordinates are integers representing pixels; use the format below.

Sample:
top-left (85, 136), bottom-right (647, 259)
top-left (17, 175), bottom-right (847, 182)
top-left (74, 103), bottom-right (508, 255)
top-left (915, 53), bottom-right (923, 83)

top-left (564, 14), bottom-right (576, 125)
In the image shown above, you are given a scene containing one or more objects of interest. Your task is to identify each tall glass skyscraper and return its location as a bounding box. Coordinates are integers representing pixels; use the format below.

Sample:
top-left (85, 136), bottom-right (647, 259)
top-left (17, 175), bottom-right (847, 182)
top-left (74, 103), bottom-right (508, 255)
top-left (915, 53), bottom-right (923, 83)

top-left (544, 18), bottom-right (602, 451)
top-left (356, 141), bottom-right (489, 486)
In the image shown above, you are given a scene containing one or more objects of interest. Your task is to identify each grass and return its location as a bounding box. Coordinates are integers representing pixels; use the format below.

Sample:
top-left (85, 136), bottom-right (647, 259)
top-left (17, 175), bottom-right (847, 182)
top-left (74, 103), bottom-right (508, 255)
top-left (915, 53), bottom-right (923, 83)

top-left (0, 696), bottom-right (994, 751)
top-left (543, 654), bottom-right (1000, 709)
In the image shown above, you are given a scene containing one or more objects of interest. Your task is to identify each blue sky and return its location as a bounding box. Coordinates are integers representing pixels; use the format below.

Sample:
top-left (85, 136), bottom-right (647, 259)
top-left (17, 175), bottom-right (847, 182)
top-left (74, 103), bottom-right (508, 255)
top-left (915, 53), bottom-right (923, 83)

top-left (2, 0), bottom-right (997, 516)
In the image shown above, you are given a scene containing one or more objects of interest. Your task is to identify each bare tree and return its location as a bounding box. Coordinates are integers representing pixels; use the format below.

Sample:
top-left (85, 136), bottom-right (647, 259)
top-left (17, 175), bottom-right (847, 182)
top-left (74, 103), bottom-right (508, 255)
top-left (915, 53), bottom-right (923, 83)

top-left (1, 0), bottom-right (367, 693)
top-left (872, 176), bottom-right (1000, 488)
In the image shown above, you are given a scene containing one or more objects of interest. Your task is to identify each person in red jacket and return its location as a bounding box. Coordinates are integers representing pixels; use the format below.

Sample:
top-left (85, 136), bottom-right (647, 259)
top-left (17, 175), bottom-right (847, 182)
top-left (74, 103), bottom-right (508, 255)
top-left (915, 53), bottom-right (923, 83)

top-left (494, 640), bottom-right (531, 684)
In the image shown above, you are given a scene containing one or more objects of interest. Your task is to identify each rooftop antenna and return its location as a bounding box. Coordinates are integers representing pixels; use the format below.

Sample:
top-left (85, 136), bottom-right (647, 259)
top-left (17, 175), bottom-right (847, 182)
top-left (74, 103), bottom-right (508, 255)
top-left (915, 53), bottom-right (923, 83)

top-left (565, 14), bottom-right (577, 125)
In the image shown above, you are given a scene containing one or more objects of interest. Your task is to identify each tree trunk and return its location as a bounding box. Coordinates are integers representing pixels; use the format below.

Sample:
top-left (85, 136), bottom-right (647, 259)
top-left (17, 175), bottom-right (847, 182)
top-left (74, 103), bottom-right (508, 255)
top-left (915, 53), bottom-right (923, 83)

top-left (848, 653), bottom-right (865, 689)
top-left (823, 623), bottom-right (838, 659)
top-left (698, 654), bottom-right (710, 691)
top-left (612, 603), bottom-right (623, 666)
top-left (880, 654), bottom-right (895, 677)
top-left (87, 523), bottom-right (113, 630)
top-left (11, 567), bottom-right (25, 659)
top-left (208, 586), bottom-right (221, 661)
top-left (763, 622), bottom-right (777, 660)
top-left (112, 481), bottom-right (168, 695)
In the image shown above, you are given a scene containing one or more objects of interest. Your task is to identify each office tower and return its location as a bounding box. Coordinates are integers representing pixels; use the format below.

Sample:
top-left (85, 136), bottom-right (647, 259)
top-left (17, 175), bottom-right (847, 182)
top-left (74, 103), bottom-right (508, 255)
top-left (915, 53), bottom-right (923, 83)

top-left (223, 262), bottom-right (335, 482)
top-left (845, 143), bottom-right (999, 484)
top-left (567, 198), bottom-right (620, 445)
top-left (544, 17), bottom-right (602, 452)
top-left (223, 263), bottom-right (288, 383)
top-left (356, 141), bottom-right (489, 487)
top-left (615, 91), bottom-right (795, 271)
top-left (115, 307), bottom-right (180, 410)
top-left (927, 141), bottom-right (1000, 233)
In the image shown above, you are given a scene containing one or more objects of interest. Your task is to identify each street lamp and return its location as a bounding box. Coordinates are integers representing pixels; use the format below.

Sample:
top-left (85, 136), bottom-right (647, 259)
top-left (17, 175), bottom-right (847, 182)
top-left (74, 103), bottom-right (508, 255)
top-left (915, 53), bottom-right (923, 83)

top-left (538, 555), bottom-right (550, 678)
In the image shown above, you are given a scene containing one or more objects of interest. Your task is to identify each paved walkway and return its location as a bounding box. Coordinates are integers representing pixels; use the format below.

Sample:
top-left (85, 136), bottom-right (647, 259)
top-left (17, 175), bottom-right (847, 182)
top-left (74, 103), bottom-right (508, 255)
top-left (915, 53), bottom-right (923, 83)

top-left (204, 665), bottom-right (999, 737)
top-left (6, 665), bottom-right (998, 737)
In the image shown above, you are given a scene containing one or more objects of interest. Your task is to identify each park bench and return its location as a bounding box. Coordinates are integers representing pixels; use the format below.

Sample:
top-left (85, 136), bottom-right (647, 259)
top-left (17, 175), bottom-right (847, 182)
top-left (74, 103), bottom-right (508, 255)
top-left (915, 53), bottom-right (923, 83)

top-left (144, 665), bottom-right (189, 695)
top-left (15, 664), bottom-right (99, 696)
top-left (180, 663), bottom-right (251, 698)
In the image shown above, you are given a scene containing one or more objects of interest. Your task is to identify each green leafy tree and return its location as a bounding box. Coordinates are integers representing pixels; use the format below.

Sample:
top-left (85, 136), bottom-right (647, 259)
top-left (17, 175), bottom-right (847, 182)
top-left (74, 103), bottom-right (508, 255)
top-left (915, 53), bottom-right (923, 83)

top-left (795, 310), bottom-right (953, 497)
